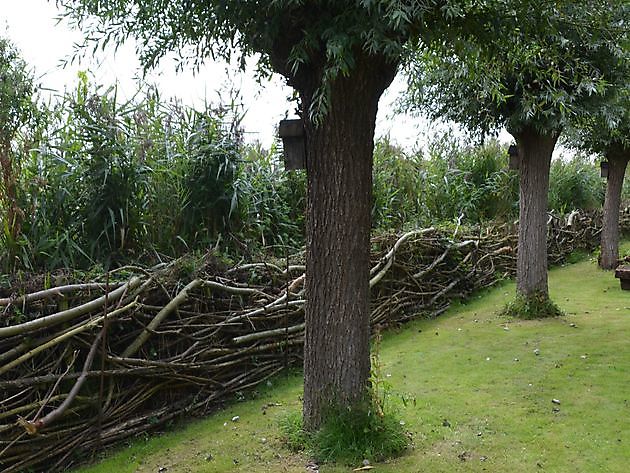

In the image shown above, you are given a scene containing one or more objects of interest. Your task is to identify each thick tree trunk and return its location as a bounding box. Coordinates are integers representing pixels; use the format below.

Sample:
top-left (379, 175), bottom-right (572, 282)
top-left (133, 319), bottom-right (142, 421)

top-left (600, 147), bottom-right (630, 270)
top-left (299, 54), bottom-right (396, 431)
top-left (513, 127), bottom-right (559, 298)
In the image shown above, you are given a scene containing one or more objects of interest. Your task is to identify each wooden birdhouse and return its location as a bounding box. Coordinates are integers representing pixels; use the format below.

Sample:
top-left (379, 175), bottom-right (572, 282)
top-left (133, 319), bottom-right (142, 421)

top-left (508, 144), bottom-right (519, 171)
top-left (600, 161), bottom-right (609, 179)
top-left (279, 119), bottom-right (306, 170)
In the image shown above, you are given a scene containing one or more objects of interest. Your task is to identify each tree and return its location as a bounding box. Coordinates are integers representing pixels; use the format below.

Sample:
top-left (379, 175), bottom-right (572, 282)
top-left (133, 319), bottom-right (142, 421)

top-left (568, 84), bottom-right (630, 269)
top-left (601, 144), bottom-right (630, 269)
top-left (56, 0), bottom-right (412, 430)
top-left (0, 38), bottom-right (39, 253)
top-left (403, 1), bottom-right (629, 312)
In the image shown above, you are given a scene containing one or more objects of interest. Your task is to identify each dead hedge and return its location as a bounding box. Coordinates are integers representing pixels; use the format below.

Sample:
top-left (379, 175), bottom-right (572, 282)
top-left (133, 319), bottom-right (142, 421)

top-left (0, 209), bottom-right (623, 472)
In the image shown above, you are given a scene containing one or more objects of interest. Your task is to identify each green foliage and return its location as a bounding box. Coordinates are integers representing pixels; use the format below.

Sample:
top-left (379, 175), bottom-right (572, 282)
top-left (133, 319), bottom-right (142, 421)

top-left (2, 72), bottom-right (306, 271)
top-left (548, 154), bottom-right (604, 213)
top-left (0, 37), bottom-right (38, 147)
top-left (68, 76), bottom-right (149, 264)
top-left (56, 0), bottom-right (451, 122)
top-left (235, 143), bottom-right (306, 252)
top-left (372, 138), bottom-right (424, 229)
top-left (372, 135), bottom-right (519, 230)
top-left (60, 0), bottom-right (622, 127)
top-left (0, 37), bottom-right (42, 272)
top-left (310, 402), bottom-right (409, 464)
top-left (8, 75), bottom-right (246, 270)
top-left (3, 86), bottom-right (612, 274)
top-left (502, 292), bottom-right (564, 320)
top-left (181, 110), bottom-right (240, 240)
top-left (421, 136), bottom-right (518, 223)
top-left (403, 2), bottom-right (628, 137)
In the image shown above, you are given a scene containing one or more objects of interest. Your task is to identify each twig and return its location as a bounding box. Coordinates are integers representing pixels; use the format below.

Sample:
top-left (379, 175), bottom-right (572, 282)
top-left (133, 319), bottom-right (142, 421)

top-left (0, 301), bottom-right (136, 376)
top-left (21, 331), bottom-right (103, 435)
top-left (122, 279), bottom-right (201, 357)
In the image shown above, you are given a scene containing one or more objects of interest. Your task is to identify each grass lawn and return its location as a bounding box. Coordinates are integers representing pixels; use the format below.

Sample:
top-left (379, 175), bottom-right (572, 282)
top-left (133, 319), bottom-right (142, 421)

top-left (76, 249), bottom-right (630, 473)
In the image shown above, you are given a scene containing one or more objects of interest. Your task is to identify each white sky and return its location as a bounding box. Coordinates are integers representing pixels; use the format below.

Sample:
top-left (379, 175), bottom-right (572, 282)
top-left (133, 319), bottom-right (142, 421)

top-left (1, 0), bottom-right (435, 149)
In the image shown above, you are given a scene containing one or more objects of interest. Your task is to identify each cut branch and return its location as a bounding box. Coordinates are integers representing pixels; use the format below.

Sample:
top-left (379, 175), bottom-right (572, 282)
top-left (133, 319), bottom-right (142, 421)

top-left (0, 277), bottom-right (142, 338)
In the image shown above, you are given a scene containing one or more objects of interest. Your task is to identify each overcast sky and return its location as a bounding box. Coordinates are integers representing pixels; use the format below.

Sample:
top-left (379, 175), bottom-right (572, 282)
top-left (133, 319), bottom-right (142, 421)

top-left (1, 0), bottom-right (438, 149)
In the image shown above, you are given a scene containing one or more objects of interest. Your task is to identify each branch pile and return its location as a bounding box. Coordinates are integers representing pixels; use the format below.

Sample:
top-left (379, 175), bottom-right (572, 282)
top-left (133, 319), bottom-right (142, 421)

top-left (0, 209), bottom-right (622, 472)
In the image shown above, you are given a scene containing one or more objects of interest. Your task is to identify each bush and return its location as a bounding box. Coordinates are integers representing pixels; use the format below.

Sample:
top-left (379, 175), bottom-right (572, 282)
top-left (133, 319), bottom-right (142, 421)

top-left (422, 136), bottom-right (518, 223)
top-left (0, 37), bottom-right (41, 272)
top-left (372, 138), bottom-right (425, 229)
top-left (2, 67), bottom-right (610, 274)
top-left (372, 135), bottom-right (519, 230)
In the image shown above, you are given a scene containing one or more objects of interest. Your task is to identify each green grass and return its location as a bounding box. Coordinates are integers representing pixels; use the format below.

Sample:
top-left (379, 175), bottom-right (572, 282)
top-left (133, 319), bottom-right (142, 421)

top-left (75, 247), bottom-right (630, 473)
top-left (502, 291), bottom-right (564, 319)
top-left (279, 402), bottom-right (410, 465)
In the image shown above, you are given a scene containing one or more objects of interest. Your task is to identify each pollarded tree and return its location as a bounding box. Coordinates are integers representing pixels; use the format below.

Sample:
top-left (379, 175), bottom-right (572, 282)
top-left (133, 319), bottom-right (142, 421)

top-left (403, 1), bottom-right (629, 314)
top-left (568, 84), bottom-right (630, 269)
top-left (57, 0), bottom-right (406, 431)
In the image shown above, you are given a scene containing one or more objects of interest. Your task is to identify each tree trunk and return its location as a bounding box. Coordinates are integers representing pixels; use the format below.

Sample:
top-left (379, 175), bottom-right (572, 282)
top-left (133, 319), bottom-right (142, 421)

top-left (600, 147), bottom-right (630, 270)
top-left (299, 54), bottom-right (396, 431)
top-left (513, 127), bottom-right (559, 299)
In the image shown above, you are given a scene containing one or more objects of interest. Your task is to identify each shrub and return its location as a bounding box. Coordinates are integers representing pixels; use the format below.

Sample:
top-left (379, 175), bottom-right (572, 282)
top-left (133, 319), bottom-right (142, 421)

top-left (0, 37), bottom-right (41, 272)
top-left (374, 134), bottom-right (519, 229)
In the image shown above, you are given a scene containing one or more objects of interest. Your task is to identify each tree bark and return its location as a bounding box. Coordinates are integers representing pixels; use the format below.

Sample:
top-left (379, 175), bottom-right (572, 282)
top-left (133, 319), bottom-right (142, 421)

top-left (512, 126), bottom-right (559, 299)
top-left (600, 146), bottom-right (630, 270)
top-left (297, 53), bottom-right (397, 431)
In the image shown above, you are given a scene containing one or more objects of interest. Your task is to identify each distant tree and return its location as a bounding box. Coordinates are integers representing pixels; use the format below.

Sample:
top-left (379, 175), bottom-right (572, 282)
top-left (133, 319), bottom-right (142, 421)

top-left (403, 1), bottom-right (629, 312)
top-left (0, 37), bottom-right (38, 248)
top-left (568, 84), bottom-right (630, 269)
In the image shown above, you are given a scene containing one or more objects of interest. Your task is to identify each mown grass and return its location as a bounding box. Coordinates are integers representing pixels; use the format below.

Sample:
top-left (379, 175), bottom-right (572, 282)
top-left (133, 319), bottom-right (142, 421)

top-left (75, 246), bottom-right (630, 473)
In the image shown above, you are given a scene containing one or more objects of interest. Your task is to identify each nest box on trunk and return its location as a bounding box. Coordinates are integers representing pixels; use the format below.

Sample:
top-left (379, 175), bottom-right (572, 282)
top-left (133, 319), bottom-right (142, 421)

top-left (508, 144), bottom-right (520, 171)
top-left (600, 161), bottom-right (609, 179)
top-left (279, 119), bottom-right (306, 170)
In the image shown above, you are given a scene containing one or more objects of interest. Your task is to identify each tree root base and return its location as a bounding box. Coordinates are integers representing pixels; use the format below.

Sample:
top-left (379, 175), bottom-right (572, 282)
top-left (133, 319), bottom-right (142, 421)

top-left (502, 293), bottom-right (564, 320)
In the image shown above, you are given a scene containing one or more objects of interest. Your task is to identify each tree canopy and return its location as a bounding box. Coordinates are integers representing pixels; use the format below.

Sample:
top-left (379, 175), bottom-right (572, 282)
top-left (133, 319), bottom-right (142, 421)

top-left (568, 75), bottom-right (630, 156)
top-left (57, 1), bottom-right (551, 120)
top-left (402, 1), bottom-right (629, 138)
